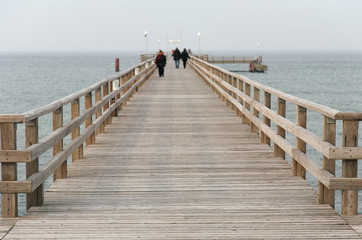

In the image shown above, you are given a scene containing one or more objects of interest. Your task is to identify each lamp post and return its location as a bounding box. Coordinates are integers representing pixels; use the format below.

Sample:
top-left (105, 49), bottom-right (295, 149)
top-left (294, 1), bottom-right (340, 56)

top-left (197, 32), bottom-right (201, 54)
top-left (158, 39), bottom-right (161, 50)
top-left (257, 43), bottom-right (261, 56)
top-left (144, 30), bottom-right (148, 53)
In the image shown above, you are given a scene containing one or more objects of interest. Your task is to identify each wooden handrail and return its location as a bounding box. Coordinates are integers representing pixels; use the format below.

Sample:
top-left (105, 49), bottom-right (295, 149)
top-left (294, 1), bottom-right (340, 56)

top-left (190, 56), bottom-right (362, 215)
top-left (0, 58), bottom-right (155, 123)
top-left (0, 58), bottom-right (156, 217)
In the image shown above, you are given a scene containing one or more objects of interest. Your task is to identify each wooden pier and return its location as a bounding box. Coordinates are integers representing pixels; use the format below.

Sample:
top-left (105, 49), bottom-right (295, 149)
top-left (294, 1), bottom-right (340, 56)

top-left (1, 56), bottom-right (362, 239)
top-left (194, 54), bottom-right (268, 72)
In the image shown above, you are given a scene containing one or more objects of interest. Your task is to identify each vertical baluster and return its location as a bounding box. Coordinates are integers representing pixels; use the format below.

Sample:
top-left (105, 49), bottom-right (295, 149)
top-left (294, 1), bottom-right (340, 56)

top-left (342, 120), bottom-right (359, 215)
top-left (1, 123), bottom-right (18, 217)
top-left (232, 76), bottom-right (237, 112)
top-left (274, 98), bottom-right (286, 159)
top-left (261, 92), bottom-right (271, 145)
top-left (243, 83), bottom-right (251, 125)
top-left (110, 79), bottom-right (116, 117)
top-left (319, 116), bottom-right (336, 207)
top-left (293, 106), bottom-right (307, 178)
top-left (71, 99), bottom-right (82, 161)
top-left (237, 79), bottom-right (244, 118)
top-left (103, 82), bottom-right (110, 126)
top-left (225, 74), bottom-right (230, 106)
top-left (221, 72), bottom-right (226, 103)
top-left (251, 87), bottom-right (260, 134)
top-left (85, 92), bottom-right (94, 146)
top-left (95, 87), bottom-right (102, 134)
top-left (26, 118), bottom-right (43, 210)
top-left (120, 75), bottom-right (126, 110)
top-left (53, 107), bottom-right (66, 181)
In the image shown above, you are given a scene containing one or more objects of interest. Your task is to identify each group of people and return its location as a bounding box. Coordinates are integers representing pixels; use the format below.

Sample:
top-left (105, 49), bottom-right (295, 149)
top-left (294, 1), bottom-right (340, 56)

top-left (155, 48), bottom-right (190, 77)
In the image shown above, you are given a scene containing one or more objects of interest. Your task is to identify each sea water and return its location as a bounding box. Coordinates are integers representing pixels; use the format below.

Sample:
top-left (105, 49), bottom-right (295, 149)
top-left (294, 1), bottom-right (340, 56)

top-left (0, 51), bottom-right (361, 215)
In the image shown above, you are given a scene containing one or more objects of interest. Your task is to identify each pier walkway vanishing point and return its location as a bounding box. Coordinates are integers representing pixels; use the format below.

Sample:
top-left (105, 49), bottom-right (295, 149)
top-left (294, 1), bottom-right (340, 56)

top-left (1, 56), bottom-right (362, 239)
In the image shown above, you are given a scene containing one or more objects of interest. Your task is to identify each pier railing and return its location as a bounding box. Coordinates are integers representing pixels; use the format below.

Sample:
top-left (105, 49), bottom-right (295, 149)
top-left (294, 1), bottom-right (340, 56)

top-left (0, 58), bottom-right (156, 218)
top-left (190, 56), bottom-right (362, 215)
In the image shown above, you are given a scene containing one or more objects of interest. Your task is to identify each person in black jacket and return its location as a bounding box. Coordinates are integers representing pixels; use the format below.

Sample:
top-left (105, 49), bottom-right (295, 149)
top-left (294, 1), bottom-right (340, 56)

top-left (181, 48), bottom-right (190, 69)
top-left (173, 48), bottom-right (181, 68)
top-left (155, 50), bottom-right (167, 77)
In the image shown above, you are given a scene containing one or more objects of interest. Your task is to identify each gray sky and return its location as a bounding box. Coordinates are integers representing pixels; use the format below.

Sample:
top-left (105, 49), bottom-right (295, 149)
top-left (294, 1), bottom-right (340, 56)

top-left (1, 0), bottom-right (362, 52)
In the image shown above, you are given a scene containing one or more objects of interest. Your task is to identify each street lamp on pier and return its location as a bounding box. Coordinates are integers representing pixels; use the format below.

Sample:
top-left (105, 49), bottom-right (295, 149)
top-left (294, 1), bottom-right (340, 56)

top-left (197, 32), bottom-right (201, 54)
top-left (144, 30), bottom-right (148, 53)
top-left (158, 39), bottom-right (161, 50)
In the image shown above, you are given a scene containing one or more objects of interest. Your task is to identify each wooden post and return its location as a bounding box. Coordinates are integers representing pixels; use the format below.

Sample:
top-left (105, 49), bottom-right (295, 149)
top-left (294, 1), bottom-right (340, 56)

top-left (115, 58), bottom-right (119, 72)
top-left (261, 92), bottom-right (271, 145)
top-left (26, 118), bottom-right (43, 209)
top-left (243, 83), bottom-right (251, 125)
top-left (342, 120), bottom-right (359, 215)
top-left (95, 87), bottom-right (102, 134)
top-left (293, 105), bottom-right (306, 178)
top-left (249, 62), bottom-right (254, 72)
top-left (231, 76), bottom-right (237, 112)
top-left (120, 76), bottom-right (126, 110)
top-left (103, 82), bottom-right (110, 126)
top-left (319, 116), bottom-right (336, 207)
top-left (218, 70), bottom-right (222, 99)
top-left (71, 99), bottom-right (82, 162)
top-left (53, 107), bottom-right (66, 181)
top-left (225, 74), bottom-right (230, 107)
top-left (1, 123), bottom-right (18, 217)
top-left (125, 73), bottom-right (131, 104)
top-left (274, 98), bottom-right (286, 159)
top-left (221, 72), bottom-right (226, 103)
top-left (85, 92), bottom-right (94, 146)
top-left (251, 87), bottom-right (260, 134)
top-left (110, 80), bottom-right (117, 117)
top-left (237, 79), bottom-right (244, 118)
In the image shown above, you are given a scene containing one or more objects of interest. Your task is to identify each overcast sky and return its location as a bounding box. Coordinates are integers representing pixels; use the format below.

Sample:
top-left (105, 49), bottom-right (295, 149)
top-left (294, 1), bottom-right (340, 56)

top-left (1, 0), bottom-right (362, 52)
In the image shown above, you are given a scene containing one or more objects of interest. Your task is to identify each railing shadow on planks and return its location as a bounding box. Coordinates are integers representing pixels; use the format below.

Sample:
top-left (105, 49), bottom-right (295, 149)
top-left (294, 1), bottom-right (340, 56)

top-left (189, 56), bottom-right (362, 216)
top-left (0, 58), bottom-right (156, 218)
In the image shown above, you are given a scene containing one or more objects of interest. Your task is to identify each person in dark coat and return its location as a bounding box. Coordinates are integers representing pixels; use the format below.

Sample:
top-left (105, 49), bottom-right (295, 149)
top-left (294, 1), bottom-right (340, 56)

top-left (155, 50), bottom-right (167, 77)
top-left (181, 48), bottom-right (190, 68)
top-left (173, 48), bottom-right (181, 68)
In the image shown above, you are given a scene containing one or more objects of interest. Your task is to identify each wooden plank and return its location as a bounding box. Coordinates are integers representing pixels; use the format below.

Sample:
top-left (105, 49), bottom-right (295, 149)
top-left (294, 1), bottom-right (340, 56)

top-left (0, 150), bottom-right (31, 162)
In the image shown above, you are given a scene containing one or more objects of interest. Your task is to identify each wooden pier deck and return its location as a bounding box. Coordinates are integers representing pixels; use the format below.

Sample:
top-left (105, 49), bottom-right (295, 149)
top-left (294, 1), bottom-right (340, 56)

top-left (2, 63), bottom-right (362, 239)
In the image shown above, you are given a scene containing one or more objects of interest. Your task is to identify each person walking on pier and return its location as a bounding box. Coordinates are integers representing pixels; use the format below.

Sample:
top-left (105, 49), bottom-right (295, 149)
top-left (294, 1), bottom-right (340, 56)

top-left (155, 50), bottom-right (167, 77)
top-left (173, 47), bottom-right (181, 68)
top-left (181, 48), bottom-right (190, 68)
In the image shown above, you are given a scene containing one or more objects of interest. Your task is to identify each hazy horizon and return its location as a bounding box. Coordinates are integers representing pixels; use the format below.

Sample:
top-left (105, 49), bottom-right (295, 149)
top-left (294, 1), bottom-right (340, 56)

top-left (1, 0), bottom-right (362, 52)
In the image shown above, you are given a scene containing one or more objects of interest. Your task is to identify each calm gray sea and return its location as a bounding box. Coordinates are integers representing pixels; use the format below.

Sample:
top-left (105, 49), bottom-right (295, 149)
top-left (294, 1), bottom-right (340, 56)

top-left (0, 51), bottom-right (361, 215)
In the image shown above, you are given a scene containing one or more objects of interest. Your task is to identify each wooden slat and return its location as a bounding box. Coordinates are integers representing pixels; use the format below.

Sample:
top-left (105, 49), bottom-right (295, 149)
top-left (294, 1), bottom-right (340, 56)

top-left (0, 150), bottom-right (31, 163)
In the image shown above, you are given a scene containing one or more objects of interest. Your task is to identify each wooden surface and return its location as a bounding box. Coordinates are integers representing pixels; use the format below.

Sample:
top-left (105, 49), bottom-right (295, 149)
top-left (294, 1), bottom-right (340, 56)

top-left (3, 63), bottom-right (361, 239)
